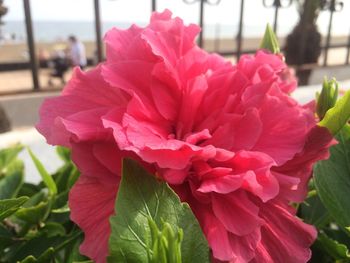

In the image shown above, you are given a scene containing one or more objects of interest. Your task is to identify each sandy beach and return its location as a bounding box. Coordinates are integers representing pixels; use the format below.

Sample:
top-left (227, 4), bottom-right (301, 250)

top-left (1, 35), bottom-right (349, 62)
top-left (0, 36), bottom-right (349, 94)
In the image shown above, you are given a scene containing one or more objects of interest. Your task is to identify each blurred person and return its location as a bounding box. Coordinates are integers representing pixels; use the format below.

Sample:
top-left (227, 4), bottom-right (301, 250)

top-left (47, 49), bottom-right (69, 86)
top-left (38, 48), bottom-right (50, 67)
top-left (68, 35), bottom-right (87, 69)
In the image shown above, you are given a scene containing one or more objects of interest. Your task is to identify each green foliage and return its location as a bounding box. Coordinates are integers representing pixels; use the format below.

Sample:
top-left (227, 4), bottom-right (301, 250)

top-left (0, 196), bottom-right (29, 221)
top-left (316, 232), bottom-right (350, 260)
top-left (0, 144), bottom-right (23, 173)
top-left (299, 192), bottom-right (331, 229)
top-left (319, 88), bottom-right (350, 135)
top-left (2, 148), bottom-right (207, 263)
top-left (300, 82), bottom-right (350, 262)
top-left (19, 247), bottom-right (55, 263)
top-left (56, 146), bottom-right (71, 162)
top-left (15, 200), bottom-right (50, 224)
top-left (0, 145), bottom-right (87, 263)
top-left (28, 148), bottom-right (57, 195)
top-left (314, 125), bottom-right (350, 228)
top-left (316, 77), bottom-right (339, 120)
top-left (108, 159), bottom-right (209, 263)
top-left (260, 24), bottom-right (280, 54)
top-left (0, 158), bottom-right (24, 199)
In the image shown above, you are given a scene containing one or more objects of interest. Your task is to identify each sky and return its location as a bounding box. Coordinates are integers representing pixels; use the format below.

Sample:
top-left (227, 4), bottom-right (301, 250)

top-left (3, 0), bottom-right (350, 36)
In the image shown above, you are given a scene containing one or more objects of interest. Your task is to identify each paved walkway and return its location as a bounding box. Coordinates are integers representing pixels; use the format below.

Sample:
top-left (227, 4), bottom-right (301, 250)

top-left (0, 69), bottom-right (73, 94)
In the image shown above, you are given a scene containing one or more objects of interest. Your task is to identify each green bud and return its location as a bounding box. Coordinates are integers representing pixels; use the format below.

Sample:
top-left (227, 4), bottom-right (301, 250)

top-left (152, 236), bottom-right (160, 263)
top-left (176, 229), bottom-right (183, 262)
top-left (259, 24), bottom-right (280, 54)
top-left (147, 217), bottom-right (183, 263)
top-left (148, 217), bottom-right (159, 244)
top-left (316, 77), bottom-right (339, 120)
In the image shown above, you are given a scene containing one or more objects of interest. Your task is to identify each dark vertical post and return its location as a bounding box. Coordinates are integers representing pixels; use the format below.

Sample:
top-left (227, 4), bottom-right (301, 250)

top-left (346, 29), bottom-right (350, 65)
top-left (263, 0), bottom-right (292, 35)
top-left (273, 1), bottom-right (279, 33)
top-left (236, 0), bottom-right (244, 59)
top-left (198, 0), bottom-right (205, 48)
top-left (23, 0), bottom-right (39, 91)
top-left (324, 0), bottom-right (335, 66)
top-left (151, 0), bottom-right (156, 12)
top-left (94, 0), bottom-right (103, 63)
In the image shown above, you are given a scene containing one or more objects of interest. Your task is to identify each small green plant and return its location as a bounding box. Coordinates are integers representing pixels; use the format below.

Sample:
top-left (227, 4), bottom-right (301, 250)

top-left (147, 218), bottom-right (183, 263)
top-left (0, 145), bottom-right (87, 263)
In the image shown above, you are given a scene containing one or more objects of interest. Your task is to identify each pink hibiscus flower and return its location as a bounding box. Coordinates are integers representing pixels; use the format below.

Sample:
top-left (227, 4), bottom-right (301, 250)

top-left (37, 9), bottom-right (335, 263)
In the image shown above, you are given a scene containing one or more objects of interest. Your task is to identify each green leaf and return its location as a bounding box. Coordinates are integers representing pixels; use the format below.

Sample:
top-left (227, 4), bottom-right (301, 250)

top-left (52, 164), bottom-right (74, 193)
top-left (0, 224), bottom-right (13, 252)
top-left (259, 24), bottom-right (280, 54)
top-left (299, 194), bottom-right (331, 228)
top-left (4, 233), bottom-right (65, 262)
top-left (28, 149), bottom-right (57, 196)
top-left (0, 144), bottom-right (23, 173)
top-left (19, 247), bottom-right (55, 263)
top-left (319, 89), bottom-right (350, 135)
top-left (18, 183), bottom-right (42, 197)
top-left (50, 191), bottom-right (70, 224)
top-left (64, 236), bottom-right (90, 263)
top-left (54, 230), bottom-right (83, 253)
top-left (7, 191), bottom-right (48, 236)
top-left (23, 191), bottom-right (47, 208)
top-left (324, 228), bottom-right (350, 250)
top-left (0, 160), bottom-right (24, 199)
top-left (316, 232), bottom-right (350, 260)
top-left (51, 204), bottom-right (70, 214)
top-left (56, 146), bottom-right (71, 163)
top-left (316, 77), bottom-right (339, 120)
top-left (314, 125), bottom-right (350, 227)
top-left (108, 159), bottom-right (209, 263)
top-left (15, 201), bottom-right (49, 224)
top-left (52, 162), bottom-right (79, 193)
top-left (19, 255), bottom-right (37, 263)
top-left (40, 222), bottom-right (66, 237)
top-left (0, 196), bottom-right (29, 221)
top-left (52, 190), bottom-right (68, 210)
top-left (67, 166), bottom-right (80, 189)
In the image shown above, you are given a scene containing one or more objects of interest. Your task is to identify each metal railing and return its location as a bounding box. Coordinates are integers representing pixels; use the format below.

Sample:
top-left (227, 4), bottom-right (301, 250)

top-left (0, 0), bottom-right (349, 93)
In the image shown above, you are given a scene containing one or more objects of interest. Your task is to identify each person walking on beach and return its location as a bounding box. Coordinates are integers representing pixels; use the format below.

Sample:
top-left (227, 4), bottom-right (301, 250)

top-left (68, 35), bottom-right (87, 70)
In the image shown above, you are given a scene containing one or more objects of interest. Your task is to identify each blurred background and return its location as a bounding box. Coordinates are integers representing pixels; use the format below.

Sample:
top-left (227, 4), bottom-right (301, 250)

top-left (0, 0), bottom-right (349, 147)
top-left (0, 0), bottom-right (349, 180)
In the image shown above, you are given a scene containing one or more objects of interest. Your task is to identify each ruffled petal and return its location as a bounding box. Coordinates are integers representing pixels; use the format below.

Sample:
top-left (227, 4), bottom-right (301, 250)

top-left (193, 204), bottom-right (236, 261)
top-left (211, 191), bottom-right (264, 236)
top-left (36, 66), bottom-right (127, 147)
top-left (249, 92), bottom-right (314, 165)
top-left (273, 126), bottom-right (336, 202)
top-left (253, 201), bottom-right (317, 263)
top-left (69, 175), bottom-right (119, 263)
